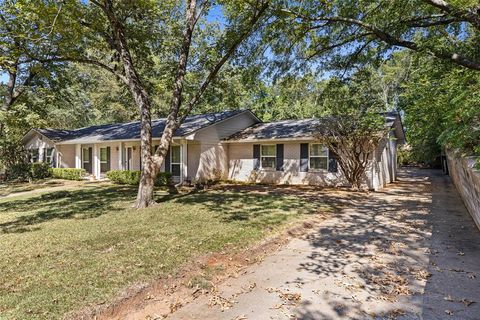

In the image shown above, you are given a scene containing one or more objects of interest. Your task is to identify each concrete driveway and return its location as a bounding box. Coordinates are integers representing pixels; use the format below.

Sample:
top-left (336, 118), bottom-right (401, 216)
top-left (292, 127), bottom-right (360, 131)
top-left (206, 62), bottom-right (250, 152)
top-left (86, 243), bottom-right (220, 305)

top-left (168, 169), bottom-right (480, 320)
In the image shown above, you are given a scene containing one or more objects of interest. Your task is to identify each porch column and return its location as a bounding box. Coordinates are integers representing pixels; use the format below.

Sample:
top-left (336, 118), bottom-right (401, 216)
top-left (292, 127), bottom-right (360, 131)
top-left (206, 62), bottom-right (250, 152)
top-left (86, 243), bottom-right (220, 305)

top-left (93, 144), bottom-right (100, 179)
top-left (75, 144), bottom-right (82, 169)
top-left (118, 142), bottom-right (124, 170)
top-left (181, 141), bottom-right (188, 183)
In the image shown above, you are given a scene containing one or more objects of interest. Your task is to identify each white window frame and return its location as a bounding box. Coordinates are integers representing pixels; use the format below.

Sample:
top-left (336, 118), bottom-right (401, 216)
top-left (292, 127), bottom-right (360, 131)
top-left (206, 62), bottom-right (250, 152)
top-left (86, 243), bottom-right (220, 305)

top-left (170, 145), bottom-right (181, 177)
top-left (82, 147), bottom-right (90, 164)
top-left (99, 147), bottom-right (108, 164)
top-left (45, 148), bottom-right (54, 164)
top-left (309, 143), bottom-right (329, 171)
top-left (30, 148), bottom-right (39, 163)
top-left (260, 144), bottom-right (277, 170)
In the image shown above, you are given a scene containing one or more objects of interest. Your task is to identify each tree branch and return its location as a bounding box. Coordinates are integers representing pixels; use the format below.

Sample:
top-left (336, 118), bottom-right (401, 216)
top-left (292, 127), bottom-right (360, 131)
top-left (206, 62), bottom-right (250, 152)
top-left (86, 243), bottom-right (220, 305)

top-left (421, 0), bottom-right (480, 30)
top-left (180, 1), bottom-right (269, 123)
top-left (285, 11), bottom-right (480, 71)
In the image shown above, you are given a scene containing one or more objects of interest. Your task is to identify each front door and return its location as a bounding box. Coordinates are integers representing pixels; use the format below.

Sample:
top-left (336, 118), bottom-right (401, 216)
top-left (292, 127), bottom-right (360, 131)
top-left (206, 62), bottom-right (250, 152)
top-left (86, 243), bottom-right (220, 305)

top-left (82, 147), bottom-right (92, 174)
top-left (125, 147), bottom-right (133, 170)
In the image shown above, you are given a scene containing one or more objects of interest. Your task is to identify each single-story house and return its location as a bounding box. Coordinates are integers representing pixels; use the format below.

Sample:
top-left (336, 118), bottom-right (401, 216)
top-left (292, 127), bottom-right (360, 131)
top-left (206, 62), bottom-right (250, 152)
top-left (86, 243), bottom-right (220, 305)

top-left (22, 109), bottom-right (405, 190)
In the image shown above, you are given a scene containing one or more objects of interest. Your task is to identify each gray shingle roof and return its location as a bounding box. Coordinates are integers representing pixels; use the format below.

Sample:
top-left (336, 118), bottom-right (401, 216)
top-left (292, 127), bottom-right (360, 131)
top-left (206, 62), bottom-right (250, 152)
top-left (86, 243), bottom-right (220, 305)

top-left (226, 111), bottom-right (403, 141)
top-left (34, 110), bottom-right (245, 143)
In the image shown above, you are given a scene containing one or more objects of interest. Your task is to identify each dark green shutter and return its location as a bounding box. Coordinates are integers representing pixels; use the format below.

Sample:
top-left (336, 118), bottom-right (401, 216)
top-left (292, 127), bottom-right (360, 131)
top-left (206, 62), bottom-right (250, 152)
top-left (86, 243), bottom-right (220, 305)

top-left (276, 144), bottom-right (284, 171)
top-left (164, 147), bottom-right (171, 173)
top-left (328, 146), bottom-right (338, 173)
top-left (253, 144), bottom-right (260, 170)
top-left (300, 143), bottom-right (309, 172)
top-left (106, 147), bottom-right (111, 171)
top-left (42, 148), bottom-right (47, 162)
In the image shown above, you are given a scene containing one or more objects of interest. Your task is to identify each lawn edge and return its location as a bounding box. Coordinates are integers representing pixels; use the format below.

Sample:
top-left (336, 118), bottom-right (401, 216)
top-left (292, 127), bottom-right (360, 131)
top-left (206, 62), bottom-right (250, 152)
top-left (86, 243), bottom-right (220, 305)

top-left (69, 212), bottom-right (332, 320)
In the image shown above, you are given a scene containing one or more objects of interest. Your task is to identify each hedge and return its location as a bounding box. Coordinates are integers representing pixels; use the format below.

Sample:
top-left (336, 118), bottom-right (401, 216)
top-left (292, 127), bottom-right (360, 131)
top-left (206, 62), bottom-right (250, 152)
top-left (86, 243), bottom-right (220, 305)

top-left (50, 168), bottom-right (86, 181)
top-left (106, 170), bottom-right (172, 186)
top-left (6, 162), bottom-right (51, 181)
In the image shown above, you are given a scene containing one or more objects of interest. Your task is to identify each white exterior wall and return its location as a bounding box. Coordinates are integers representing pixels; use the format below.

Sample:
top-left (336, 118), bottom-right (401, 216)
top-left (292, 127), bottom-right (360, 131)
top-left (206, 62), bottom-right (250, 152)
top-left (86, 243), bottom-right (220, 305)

top-left (186, 111), bottom-right (259, 182)
top-left (56, 144), bottom-right (75, 168)
top-left (227, 142), bottom-right (346, 186)
top-left (24, 132), bottom-right (55, 162)
top-left (369, 137), bottom-right (399, 190)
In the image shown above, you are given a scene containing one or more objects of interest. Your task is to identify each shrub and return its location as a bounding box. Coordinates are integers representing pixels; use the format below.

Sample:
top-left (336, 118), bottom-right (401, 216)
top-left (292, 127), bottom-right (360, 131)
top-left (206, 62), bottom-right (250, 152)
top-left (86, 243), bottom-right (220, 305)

top-left (30, 162), bottom-right (51, 180)
top-left (106, 170), bottom-right (141, 185)
top-left (155, 172), bottom-right (173, 186)
top-left (6, 162), bottom-right (52, 181)
top-left (6, 162), bottom-right (31, 181)
top-left (50, 168), bottom-right (86, 181)
top-left (106, 170), bottom-right (173, 186)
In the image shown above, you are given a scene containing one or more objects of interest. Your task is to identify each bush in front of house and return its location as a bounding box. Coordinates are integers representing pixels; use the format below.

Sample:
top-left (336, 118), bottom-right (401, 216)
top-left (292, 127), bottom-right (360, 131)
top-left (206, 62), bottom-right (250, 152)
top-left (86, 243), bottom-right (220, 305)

top-left (6, 162), bottom-right (51, 181)
top-left (106, 170), bottom-right (173, 186)
top-left (106, 170), bottom-right (141, 185)
top-left (30, 162), bottom-right (51, 180)
top-left (6, 162), bottom-right (32, 181)
top-left (50, 168), bottom-right (86, 181)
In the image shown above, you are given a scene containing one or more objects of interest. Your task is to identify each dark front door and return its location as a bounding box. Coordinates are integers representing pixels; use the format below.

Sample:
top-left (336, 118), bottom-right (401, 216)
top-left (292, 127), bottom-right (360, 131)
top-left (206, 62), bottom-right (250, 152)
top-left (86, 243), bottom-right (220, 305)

top-left (82, 147), bottom-right (92, 174)
top-left (100, 147), bottom-right (111, 173)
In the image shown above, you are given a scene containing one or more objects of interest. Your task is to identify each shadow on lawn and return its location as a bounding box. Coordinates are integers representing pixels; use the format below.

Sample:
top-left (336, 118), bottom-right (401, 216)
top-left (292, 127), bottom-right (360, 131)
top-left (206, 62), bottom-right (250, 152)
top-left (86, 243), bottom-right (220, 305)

top-left (0, 185), bottom-right (137, 233)
top-left (161, 186), bottom-right (333, 230)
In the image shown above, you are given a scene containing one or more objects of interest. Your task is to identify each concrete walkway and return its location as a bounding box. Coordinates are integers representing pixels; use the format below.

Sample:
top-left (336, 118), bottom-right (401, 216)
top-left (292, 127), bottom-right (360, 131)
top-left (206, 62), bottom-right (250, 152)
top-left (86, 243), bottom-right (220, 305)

top-left (168, 169), bottom-right (480, 320)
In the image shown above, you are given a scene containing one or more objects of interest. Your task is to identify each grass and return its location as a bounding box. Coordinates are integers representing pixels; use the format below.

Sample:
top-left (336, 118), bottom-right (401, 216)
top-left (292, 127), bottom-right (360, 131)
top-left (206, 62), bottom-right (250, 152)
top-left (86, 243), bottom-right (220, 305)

top-left (0, 180), bottom-right (65, 197)
top-left (0, 183), bottom-right (326, 319)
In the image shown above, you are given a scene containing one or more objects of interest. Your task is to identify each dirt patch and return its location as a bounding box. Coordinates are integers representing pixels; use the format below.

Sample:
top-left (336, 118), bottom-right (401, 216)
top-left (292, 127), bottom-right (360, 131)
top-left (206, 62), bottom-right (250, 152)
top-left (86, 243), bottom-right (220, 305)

top-left (71, 214), bottom-right (331, 320)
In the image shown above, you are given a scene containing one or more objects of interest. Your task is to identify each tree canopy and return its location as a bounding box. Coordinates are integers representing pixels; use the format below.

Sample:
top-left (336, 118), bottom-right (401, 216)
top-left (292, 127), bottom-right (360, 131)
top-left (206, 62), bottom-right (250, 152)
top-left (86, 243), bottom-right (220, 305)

top-left (1, 0), bottom-right (479, 176)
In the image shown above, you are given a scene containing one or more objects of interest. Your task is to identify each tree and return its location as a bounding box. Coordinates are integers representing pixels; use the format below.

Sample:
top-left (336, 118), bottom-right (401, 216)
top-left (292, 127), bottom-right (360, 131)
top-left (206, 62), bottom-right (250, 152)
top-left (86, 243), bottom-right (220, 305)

top-left (399, 53), bottom-right (480, 164)
top-left (314, 72), bottom-right (390, 189)
top-left (41, 0), bottom-right (270, 208)
top-left (267, 0), bottom-right (480, 73)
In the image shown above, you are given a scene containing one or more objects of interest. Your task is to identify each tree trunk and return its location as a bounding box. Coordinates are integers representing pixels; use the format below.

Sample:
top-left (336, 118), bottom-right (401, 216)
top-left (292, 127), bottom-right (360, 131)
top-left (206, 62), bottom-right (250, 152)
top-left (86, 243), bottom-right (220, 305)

top-left (135, 0), bottom-right (197, 208)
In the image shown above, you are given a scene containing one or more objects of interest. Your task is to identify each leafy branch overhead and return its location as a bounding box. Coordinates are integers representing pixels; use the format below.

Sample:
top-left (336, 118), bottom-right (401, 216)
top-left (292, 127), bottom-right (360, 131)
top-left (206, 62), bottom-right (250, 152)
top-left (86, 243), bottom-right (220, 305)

top-left (269, 0), bottom-right (480, 72)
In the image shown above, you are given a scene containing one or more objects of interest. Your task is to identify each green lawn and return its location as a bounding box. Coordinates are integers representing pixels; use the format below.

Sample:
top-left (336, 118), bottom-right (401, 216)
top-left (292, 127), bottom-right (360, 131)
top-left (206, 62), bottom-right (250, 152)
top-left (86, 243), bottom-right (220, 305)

top-left (0, 180), bottom-right (65, 197)
top-left (0, 183), bottom-right (325, 319)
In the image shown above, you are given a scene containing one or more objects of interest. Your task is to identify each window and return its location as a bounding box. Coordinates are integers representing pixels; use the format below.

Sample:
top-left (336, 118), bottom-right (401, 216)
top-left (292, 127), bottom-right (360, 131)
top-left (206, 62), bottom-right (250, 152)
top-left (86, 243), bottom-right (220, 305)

top-left (82, 148), bottom-right (90, 163)
top-left (261, 145), bottom-right (276, 169)
top-left (309, 144), bottom-right (328, 170)
top-left (45, 148), bottom-right (54, 164)
top-left (170, 145), bottom-right (181, 177)
top-left (100, 147), bottom-right (108, 163)
top-left (30, 149), bottom-right (39, 162)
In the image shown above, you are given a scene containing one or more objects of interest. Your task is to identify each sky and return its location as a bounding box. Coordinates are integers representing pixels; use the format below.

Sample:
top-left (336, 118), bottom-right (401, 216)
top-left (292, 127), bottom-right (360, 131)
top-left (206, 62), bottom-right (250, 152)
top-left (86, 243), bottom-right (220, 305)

top-left (0, 72), bottom-right (8, 84)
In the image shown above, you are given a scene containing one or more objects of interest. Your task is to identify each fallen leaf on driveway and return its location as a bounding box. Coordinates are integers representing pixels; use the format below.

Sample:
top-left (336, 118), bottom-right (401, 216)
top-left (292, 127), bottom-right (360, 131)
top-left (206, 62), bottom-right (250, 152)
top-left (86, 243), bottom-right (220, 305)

top-left (445, 310), bottom-right (453, 316)
top-left (461, 298), bottom-right (475, 306)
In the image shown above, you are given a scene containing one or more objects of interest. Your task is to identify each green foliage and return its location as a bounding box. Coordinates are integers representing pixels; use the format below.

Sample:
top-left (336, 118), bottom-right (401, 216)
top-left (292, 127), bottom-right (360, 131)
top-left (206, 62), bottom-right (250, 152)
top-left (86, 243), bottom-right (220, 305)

top-left (5, 162), bottom-right (31, 181)
top-left (266, 0), bottom-right (480, 74)
top-left (106, 170), bottom-right (141, 185)
top-left (400, 54), bottom-right (480, 164)
top-left (6, 162), bottom-right (51, 181)
top-left (106, 170), bottom-right (172, 186)
top-left (30, 162), bottom-right (51, 180)
top-left (50, 168), bottom-right (86, 181)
